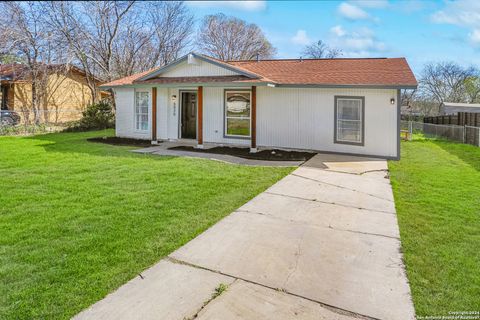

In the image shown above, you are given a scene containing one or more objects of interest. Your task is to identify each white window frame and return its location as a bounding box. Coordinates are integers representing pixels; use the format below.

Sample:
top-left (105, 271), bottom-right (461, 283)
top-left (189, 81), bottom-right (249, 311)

top-left (224, 90), bottom-right (251, 139)
top-left (134, 89), bottom-right (150, 132)
top-left (334, 96), bottom-right (365, 146)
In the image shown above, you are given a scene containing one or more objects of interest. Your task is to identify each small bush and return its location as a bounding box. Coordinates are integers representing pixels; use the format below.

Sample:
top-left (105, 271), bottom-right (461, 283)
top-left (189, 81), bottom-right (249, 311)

top-left (65, 100), bottom-right (115, 132)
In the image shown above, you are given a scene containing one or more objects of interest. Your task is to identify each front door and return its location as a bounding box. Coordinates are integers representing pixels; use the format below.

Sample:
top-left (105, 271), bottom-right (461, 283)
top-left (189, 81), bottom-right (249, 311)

top-left (181, 91), bottom-right (197, 139)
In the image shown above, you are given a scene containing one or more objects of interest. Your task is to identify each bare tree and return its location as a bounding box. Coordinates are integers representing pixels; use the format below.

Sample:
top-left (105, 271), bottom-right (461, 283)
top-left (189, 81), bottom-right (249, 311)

top-left (0, 2), bottom-right (68, 124)
top-left (47, 1), bottom-right (193, 90)
top-left (419, 62), bottom-right (476, 105)
top-left (302, 40), bottom-right (342, 59)
top-left (111, 1), bottom-right (194, 77)
top-left (197, 13), bottom-right (276, 61)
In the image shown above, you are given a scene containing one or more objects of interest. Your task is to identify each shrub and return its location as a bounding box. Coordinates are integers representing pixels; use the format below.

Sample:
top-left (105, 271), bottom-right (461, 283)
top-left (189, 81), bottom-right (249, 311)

top-left (65, 100), bottom-right (115, 132)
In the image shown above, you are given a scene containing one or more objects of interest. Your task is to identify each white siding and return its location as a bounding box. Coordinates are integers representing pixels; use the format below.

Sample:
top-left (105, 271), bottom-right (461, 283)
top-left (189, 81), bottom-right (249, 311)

top-left (161, 60), bottom-right (239, 77)
top-left (115, 87), bottom-right (151, 140)
top-left (203, 87), bottom-right (250, 145)
top-left (115, 85), bottom-right (399, 158)
top-left (257, 87), bottom-right (398, 158)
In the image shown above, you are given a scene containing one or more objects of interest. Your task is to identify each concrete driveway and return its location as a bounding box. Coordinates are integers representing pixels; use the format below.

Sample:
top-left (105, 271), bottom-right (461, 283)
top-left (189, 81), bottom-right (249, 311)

top-left (75, 153), bottom-right (414, 320)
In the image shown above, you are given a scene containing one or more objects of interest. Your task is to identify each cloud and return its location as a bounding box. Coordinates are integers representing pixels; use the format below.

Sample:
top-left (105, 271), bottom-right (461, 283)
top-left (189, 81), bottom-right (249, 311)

top-left (329, 25), bottom-right (386, 56)
top-left (338, 2), bottom-right (369, 20)
top-left (186, 1), bottom-right (266, 11)
top-left (330, 25), bottom-right (346, 37)
top-left (431, 0), bottom-right (480, 46)
top-left (470, 29), bottom-right (480, 45)
top-left (291, 30), bottom-right (311, 46)
top-left (431, 0), bottom-right (480, 27)
top-left (353, 0), bottom-right (389, 9)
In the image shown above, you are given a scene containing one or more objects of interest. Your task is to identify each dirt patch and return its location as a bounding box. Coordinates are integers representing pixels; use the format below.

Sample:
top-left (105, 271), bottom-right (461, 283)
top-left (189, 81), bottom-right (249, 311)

top-left (88, 137), bottom-right (153, 147)
top-left (169, 146), bottom-right (316, 161)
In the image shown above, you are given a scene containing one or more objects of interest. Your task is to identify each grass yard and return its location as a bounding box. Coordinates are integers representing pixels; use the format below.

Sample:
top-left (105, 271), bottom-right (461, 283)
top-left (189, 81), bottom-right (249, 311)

top-left (0, 130), bottom-right (292, 319)
top-left (389, 138), bottom-right (480, 316)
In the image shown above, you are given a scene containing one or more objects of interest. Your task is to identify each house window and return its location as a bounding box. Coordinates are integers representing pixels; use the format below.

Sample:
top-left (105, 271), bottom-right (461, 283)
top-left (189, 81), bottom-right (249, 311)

top-left (135, 91), bottom-right (149, 131)
top-left (225, 90), bottom-right (251, 137)
top-left (335, 96), bottom-right (364, 145)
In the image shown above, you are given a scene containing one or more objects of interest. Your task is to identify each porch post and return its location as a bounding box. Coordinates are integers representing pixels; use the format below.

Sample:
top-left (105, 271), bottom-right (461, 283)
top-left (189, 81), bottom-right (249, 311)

top-left (151, 87), bottom-right (157, 144)
top-left (251, 86), bottom-right (257, 152)
top-left (197, 86), bottom-right (203, 148)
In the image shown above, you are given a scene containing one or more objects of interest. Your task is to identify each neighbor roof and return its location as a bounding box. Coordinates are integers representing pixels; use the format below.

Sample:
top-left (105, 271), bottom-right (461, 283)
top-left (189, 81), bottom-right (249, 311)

top-left (101, 52), bottom-right (417, 88)
top-left (0, 63), bottom-right (103, 82)
top-left (441, 102), bottom-right (480, 108)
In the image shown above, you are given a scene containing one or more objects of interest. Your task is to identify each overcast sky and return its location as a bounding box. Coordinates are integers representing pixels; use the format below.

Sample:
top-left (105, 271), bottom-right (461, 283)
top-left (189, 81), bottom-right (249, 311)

top-left (186, 0), bottom-right (480, 74)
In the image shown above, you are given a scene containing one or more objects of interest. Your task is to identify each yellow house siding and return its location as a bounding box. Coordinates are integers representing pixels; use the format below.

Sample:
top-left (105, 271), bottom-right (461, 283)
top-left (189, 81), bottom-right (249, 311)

top-left (11, 71), bottom-right (102, 123)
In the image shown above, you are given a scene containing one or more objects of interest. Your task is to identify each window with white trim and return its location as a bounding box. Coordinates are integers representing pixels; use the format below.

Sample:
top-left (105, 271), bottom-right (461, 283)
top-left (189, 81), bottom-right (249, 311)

top-left (225, 90), bottom-right (251, 137)
top-left (135, 91), bottom-right (149, 131)
top-left (335, 97), bottom-right (364, 145)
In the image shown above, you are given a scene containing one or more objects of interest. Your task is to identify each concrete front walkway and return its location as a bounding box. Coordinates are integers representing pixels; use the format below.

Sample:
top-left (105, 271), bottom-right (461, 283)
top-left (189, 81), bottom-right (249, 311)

top-left (74, 154), bottom-right (415, 320)
top-left (132, 141), bottom-right (304, 167)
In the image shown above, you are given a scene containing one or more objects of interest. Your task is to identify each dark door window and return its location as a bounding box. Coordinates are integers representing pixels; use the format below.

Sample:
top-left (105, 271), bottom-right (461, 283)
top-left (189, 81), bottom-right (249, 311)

top-left (181, 92), bottom-right (197, 139)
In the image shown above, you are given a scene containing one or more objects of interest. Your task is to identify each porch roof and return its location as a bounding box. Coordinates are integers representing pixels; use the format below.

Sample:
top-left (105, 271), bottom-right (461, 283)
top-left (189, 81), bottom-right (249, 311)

top-left (134, 75), bottom-right (265, 85)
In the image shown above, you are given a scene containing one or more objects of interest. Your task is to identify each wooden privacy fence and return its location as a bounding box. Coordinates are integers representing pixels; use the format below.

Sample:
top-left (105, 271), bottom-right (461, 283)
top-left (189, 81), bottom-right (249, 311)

top-left (422, 112), bottom-right (480, 146)
top-left (424, 112), bottom-right (480, 127)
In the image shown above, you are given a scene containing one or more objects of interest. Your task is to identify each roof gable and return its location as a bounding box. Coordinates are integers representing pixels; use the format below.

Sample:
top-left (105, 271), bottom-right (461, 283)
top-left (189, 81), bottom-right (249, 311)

top-left (137, 53), bottom-right (260, 81)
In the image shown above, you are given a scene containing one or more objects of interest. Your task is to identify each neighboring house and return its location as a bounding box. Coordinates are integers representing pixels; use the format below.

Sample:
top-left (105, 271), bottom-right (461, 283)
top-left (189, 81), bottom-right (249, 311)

top-left (440, 102), bottom-right (480, 115)
top-left (101, 52), bottom-right (417, 159)
top-left (0, 63), bottom-right (106, 123)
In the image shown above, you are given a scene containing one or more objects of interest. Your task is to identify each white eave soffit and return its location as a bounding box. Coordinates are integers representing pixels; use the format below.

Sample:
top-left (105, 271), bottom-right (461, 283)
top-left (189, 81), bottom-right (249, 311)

top-left (136, 52), bottom-right (260, 81)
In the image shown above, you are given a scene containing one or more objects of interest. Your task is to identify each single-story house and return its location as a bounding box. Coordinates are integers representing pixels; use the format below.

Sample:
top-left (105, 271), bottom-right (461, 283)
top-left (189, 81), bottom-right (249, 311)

top-left (440, 102), bottom-right (480, 115)
top-left (101, 52), bottom-right (417, 159)
top-left (0, 63), bottom-right (107, 123)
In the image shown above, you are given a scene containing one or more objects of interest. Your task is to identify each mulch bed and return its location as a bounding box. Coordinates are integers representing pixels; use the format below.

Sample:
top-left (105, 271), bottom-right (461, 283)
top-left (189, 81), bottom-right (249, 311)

top-left (87, 137), bottom-right (154, 147)
top-left (169, 146), bottom-right (316, 161)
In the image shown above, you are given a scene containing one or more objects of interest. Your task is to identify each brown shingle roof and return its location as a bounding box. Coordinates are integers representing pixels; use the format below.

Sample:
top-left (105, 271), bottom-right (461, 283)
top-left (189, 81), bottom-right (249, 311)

top-left (228, 58), bottom-right (417, 87)
top-left (101, 55), bottom-right (417, 88)
top-left (0, 64), bottom-right (29, 81)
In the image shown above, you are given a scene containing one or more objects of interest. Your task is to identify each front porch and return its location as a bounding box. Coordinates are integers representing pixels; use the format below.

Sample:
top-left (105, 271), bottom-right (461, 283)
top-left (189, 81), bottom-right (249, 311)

top-left (148, 85), bottom-right (258, 152)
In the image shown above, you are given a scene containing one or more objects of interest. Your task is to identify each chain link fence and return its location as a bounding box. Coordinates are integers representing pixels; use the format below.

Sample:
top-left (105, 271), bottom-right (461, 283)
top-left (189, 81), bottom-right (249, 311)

top-left (401, 120), bottom-right (480, 147)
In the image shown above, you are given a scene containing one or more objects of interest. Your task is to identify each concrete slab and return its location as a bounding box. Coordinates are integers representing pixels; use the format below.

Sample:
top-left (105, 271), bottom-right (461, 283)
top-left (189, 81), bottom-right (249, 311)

top-left (302, 153), bottom-right (387, 174)
top-left (196, 280), bottom-right (357, 320)
top-left (293, 166), bottom-right (394, 200)
top-left (266, 174), bottom-right (396, 214)
top-left (239, 192), bottom-right (400, 238)
top-left (170, 212), bottom-right (414, 320)
top-left (73, 260), bottom-right (234, 320)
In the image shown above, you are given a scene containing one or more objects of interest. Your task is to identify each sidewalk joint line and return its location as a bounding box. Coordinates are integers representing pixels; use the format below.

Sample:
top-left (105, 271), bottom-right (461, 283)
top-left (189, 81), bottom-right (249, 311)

top-left (165, 257), bottom-right (378, 320)
top-left (290, 173), bottom-right (394, 202)
top-left (235, 209), bottom-right (400, 240)
top-left (264, 191), bottom-right (396, 215)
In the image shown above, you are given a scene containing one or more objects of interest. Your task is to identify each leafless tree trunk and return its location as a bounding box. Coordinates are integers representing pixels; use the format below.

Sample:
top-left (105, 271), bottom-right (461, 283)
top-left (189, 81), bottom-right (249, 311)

top-left (197, 13), bottom-right (276, 61)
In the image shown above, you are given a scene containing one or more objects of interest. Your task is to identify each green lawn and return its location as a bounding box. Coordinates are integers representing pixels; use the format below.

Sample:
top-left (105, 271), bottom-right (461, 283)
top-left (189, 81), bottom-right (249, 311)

top-left (389, 138), bottom-right (480, 316)
top-left (0, 130), bottom-right (292, 319)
